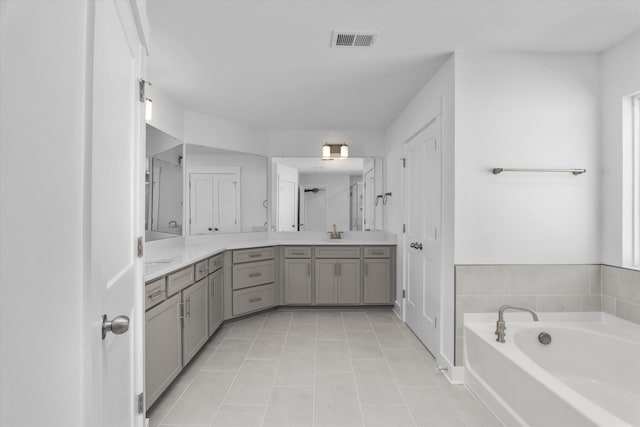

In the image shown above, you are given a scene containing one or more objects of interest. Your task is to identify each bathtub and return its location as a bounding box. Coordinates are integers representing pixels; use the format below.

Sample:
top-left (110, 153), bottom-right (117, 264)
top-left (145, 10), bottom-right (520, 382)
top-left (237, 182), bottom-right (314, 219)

top-left (463, 312), bottom-right (640, 427)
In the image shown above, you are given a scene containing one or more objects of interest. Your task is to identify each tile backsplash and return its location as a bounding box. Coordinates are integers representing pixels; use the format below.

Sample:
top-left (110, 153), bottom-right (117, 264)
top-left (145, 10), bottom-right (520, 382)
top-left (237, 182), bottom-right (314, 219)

top-left (601, 265), bottom-right (640, 324)
top-left (455, 264), bottom-right (603, 366)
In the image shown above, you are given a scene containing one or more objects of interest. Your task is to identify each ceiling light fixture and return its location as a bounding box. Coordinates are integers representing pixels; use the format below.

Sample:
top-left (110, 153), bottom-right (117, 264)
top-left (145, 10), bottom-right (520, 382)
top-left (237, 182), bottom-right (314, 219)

top-left (322, 143), bottom-right (349, 159)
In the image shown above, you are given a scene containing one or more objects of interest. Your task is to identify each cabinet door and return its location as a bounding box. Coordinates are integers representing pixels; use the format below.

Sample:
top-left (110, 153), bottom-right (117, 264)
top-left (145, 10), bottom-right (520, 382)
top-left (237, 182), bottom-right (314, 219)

top-left (337, 259), bottom-right (361, 304)
top-left (284, 259), bottom-right (312, 304)
top-left (364, 259), bottom-right (391, 304)
top-left (182, 278), bottom-right (208, 365)
top-left (315, 259), bottom-right (338, 304)
top-left (145, 293), bottom-right (182, 409)
top-left (208, 268), bottom-right (224, 337)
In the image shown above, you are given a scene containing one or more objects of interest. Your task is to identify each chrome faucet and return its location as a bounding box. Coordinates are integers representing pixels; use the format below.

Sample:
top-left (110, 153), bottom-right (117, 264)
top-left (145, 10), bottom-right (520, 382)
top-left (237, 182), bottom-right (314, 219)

top-left (329, 224), bottom-right (342, 240)
top-left (495, 305), bottom-right (539, 343)
top-left (168, 220), bottom-right (178, 228)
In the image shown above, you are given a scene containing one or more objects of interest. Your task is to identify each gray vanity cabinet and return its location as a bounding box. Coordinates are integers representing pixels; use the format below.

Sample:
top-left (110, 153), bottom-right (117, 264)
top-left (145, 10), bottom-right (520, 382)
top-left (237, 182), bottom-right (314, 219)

top-left (182, 278), bottom-right (208, 365)
top-left (145, 293), bottom-right (182, 408)
top-left (364, 258), bottom-right (391, 303)
top-left (283, 255), bottom-right (312, 304)
top-left (208, 267), bottom-right (224, 336)
top-left (314, 259), bottom-right (361, 304)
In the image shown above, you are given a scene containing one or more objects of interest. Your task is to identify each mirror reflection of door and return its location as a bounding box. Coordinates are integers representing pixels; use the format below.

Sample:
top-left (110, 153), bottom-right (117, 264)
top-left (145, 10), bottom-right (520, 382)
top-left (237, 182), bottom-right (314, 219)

top-left (189, 168), bottom-right (241, 234)
top-left (276, 163), bottom-right (299, 232)
top-left (350, 182), bottom-right (363, 231)
top-left (301, 187), bottom-right (326, 231)
top-left (363, 163), bottom-right (375, 231)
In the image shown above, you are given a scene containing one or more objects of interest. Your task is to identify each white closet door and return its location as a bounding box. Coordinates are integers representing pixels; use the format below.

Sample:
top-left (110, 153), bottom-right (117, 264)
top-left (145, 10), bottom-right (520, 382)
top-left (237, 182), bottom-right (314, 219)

top-left (278, 179), bottom-right (298, 231)
top-left (213, 173), bottom-right (240, 232)
top-left (189, 172), bottom-right (240, 234)
top-left (189, 173), bottom-right (214, 234)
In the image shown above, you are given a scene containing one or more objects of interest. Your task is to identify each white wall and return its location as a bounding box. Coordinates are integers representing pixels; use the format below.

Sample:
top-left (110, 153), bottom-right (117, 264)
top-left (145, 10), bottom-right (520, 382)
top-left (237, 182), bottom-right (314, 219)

top-left (601, 31), bottom-right (640, 268)
top-left (184, 110), bottom-right (268, 156)
top-left (0, 1), bottom-right (85, 425)
top-left (187, 153), bottom-right (268, 231)
top-left (146, 85), bottom-right (185, 141)
top-left (268, 129), bottom-right (385, 157)
top-left (454, 52), bottom-right (601, 265)
top-left (384, 55), bottom-right (456, 369)
top-left (300, 174), bottom-right (351, 232)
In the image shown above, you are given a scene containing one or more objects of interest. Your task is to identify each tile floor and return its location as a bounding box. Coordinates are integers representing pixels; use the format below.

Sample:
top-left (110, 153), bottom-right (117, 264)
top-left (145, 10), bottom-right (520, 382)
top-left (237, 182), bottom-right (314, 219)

top-left (147, 309), bottom-right (499, 427)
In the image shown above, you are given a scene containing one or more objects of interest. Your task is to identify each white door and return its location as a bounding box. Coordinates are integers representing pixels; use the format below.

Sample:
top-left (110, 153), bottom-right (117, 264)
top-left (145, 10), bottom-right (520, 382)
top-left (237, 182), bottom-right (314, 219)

top-left (189, 173), bottom-right (214, 234)
top-left (189, 172), bottom-right (240, 234)
top-left (213, 173), bottom-right (240, 232)
top-left (302, 188), bottom-right (326, 231)
top-left (403, 117), bottom-right (442, 355)
top-left (363, 167), bottom-right (375, 231)
top-left (278, 178), bottom-right (298, 231)
top-left (88, 0), bottom-right (145, 425)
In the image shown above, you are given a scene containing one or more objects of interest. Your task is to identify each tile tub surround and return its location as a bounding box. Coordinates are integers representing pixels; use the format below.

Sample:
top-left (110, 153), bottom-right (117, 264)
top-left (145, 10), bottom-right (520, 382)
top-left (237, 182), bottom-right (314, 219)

top-left (454, 264), bottom-right (603, 366)
top-left (147, 309), bottom-right (500, 427)
top-left (602, 265), bottom-right (640, 325)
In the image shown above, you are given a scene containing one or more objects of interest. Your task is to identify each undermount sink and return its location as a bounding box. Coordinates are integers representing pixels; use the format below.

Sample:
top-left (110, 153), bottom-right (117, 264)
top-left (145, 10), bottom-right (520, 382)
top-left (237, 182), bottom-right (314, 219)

top-left (145, 258), bottom-right (173, 266)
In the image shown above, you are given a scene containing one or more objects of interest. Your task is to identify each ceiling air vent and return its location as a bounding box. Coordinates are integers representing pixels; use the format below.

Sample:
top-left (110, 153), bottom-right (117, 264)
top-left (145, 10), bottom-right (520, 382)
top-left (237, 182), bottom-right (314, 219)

top-left (331, 31), bottom-right (378, 48)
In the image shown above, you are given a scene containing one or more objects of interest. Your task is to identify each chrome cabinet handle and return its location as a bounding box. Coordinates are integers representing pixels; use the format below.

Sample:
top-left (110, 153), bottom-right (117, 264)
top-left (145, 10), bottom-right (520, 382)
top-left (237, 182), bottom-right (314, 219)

top-left (371, 251), bottom-right (384, 255)
top-left (291, 251), bottom-right (305, 255)
top-left (148, 289), bottom-right (165, 300)
top-left (249, 272), bottom-right (262, 278)
top-left (178, 302), bottom-right (184, 319)
top-left (249, 297), bottom-right (262, 303)
top-left (185, 298), bottom-right (191, 318)
top-left (249, 253), bottom-right (261, 258)
top-left (102, 314), bottom-right (129, 339)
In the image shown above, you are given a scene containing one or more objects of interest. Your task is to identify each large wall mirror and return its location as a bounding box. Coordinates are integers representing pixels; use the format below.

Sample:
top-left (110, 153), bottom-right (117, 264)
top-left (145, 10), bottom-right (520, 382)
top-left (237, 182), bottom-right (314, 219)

top-left (185, 144), bottom-right (268, 234)
top-left (145, 125), bottom-right (184, 242)
top-left (272, 157), bottom-right (383, 232)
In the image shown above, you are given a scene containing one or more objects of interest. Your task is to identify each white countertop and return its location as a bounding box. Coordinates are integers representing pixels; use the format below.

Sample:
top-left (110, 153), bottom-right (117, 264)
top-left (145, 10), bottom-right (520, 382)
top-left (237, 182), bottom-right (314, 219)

top-left (145, 231), bottom-right (397, 282)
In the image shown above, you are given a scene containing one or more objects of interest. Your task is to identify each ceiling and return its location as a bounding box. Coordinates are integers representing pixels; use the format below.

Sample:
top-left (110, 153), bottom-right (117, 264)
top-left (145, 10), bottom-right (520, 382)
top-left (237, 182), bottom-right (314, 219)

top-left (147, 1), bottom-right (640, 131)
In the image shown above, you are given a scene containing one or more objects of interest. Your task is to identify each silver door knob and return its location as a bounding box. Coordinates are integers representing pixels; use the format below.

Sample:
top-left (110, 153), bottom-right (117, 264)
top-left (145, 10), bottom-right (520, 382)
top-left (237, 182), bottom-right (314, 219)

top-left (102, 314), bottom-right (129, 339)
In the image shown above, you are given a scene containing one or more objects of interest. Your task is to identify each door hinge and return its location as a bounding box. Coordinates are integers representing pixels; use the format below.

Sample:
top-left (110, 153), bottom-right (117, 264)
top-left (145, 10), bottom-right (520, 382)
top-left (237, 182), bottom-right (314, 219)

top-left (402, 289), bottom-right (406, 298)
top-left (137, 237), bottom-right (143, 257)
top-left (434, 228), bottom-right (438, 239)
top-left (434, 140), bottom-right (437, 151)
top-left (137, 392), bottom-right (144, 414)
top-left (402, 224), bottom-right (406, 233)
top-left (401, 158), bottom-right (406, 168)
top-left (435, 316), bottom-right (438, 328)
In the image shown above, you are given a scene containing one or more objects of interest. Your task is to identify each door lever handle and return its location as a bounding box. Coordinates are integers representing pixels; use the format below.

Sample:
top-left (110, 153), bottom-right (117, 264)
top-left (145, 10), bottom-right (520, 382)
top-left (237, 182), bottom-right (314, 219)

top-left (409, 242), bottom-right (416, 249)
top-left (102, 314), bottom-right (129, 339)
top-left (416, 243), bottom-right (423, 250)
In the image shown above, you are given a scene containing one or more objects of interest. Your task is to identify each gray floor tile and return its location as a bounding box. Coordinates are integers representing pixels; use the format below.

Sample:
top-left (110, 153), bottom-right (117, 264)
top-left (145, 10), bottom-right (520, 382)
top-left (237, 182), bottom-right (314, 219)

top-left (149, 309), bottom-right (497, 427)
top-left (343, 311), bottom-right (373, 331)
top-left (361, 404), bottom-right (417, 427)
top-left (315, 372), bottom-right (364, 427)
top-left (347, 331), bottom-right (384, 359)
top-left (246, 331), bottom-right (286, 359)
top-left (263, 387), bottom-right (314, 427)
top-left (210, 405), bottom-right (266, 427)
top-left (274, 349), bottom-right (315, 387)
top-left (161, 371), bottom-right (236, 425)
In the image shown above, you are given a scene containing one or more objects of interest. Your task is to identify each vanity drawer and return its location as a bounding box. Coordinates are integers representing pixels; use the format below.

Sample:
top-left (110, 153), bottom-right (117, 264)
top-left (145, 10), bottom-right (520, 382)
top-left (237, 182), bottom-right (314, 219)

top-left (233, 283), bottom-right (275, 316)
top-left (145, 278), bottom-right (166, 310)
top-left (166, 265), bottom-right (194, 296)
top-left (233, 247), bottom-right (274, 264)
top-left (314, 246), bottom-right (361, 259)
top-left (364, 247), bottom-right (391, 258)
top-left (284, 246), bottom-right (311, 258)
top-left (194, 260), bottom-right (209, 281)
top-left (208, 253), bottom-right (224, 273)
top-left (232, 260), bottom-right (274, 290)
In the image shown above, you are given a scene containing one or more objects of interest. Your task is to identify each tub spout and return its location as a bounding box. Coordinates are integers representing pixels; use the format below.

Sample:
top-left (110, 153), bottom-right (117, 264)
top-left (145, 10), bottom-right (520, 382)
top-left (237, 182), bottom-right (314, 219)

top-left (495, 305), bottom-right (539, 343)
